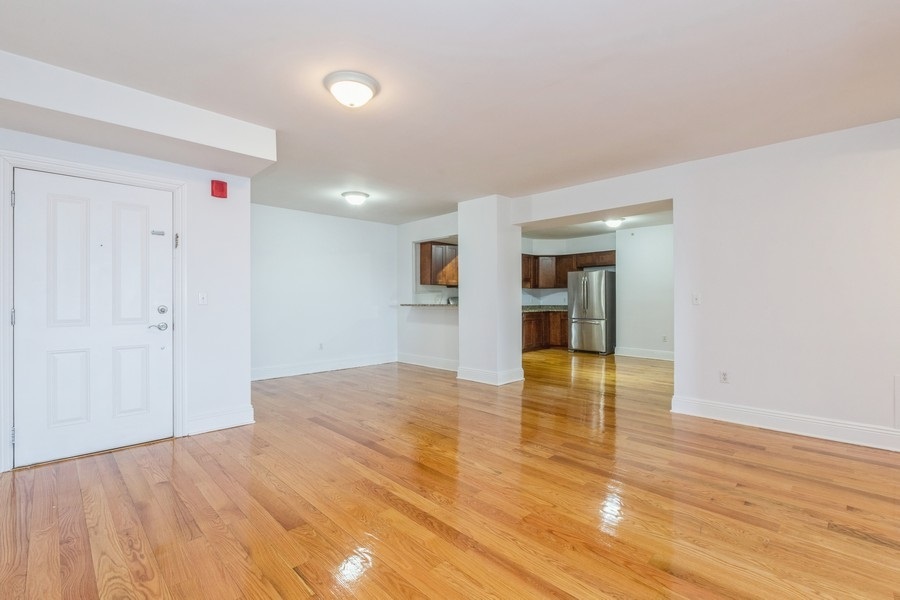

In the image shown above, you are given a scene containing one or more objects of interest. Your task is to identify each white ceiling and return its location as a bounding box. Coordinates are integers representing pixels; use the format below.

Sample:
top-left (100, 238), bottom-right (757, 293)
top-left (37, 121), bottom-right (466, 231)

top-left (1, 1), bottom-right (899, 225)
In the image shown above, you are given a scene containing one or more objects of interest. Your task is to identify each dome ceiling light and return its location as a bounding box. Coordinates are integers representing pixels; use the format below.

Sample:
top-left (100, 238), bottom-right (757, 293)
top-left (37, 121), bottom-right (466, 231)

top-left (323, 71), bottom-right (380, 108)
top-left (605, 218), bottom-right (625, 228)
top-left (342, 191), bottom-right (369, 206)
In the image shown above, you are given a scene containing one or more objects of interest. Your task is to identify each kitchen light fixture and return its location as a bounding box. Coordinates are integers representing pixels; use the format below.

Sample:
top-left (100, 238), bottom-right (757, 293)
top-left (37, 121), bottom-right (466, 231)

top-left (342, 191), bottom-right (369, 206)
top-left (604, 218), bottom-right (625, 228)
top-left (323, 71), bottom-right (380, 108)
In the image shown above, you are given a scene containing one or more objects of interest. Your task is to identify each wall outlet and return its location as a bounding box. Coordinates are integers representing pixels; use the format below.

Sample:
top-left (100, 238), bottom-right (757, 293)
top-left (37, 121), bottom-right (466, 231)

top-left (662, 335), bottom-right (668, 343)
top-left (198, 292), bottom-right (208, 305)
top-left (719, 370), bottom-right (729, 384)
top-left (691, 292), bottom-right (702, 306)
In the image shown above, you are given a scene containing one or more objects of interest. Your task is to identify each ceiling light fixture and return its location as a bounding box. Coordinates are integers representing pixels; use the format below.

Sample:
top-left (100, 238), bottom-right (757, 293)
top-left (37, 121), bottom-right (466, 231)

top-left (605, 218), bottom-right (625, 228)
top-left (323, 71), bottom-right (380, 108)
top-left (342, 191), bottom-right (369, 206)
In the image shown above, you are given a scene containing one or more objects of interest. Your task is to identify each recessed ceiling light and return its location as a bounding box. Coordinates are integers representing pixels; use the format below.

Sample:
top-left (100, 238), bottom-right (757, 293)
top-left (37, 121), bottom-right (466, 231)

top-left (341, 191), bottom-right (369, 206)
top-left (605, 218), bottom-right (624, 228)
top-left (323, 71), bottom-right (380, 108)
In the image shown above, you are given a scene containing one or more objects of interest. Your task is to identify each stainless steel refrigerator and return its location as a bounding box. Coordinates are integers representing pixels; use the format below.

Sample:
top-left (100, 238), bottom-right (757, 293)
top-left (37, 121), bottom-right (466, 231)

top-left (568, 270), bottom-right (615, 354)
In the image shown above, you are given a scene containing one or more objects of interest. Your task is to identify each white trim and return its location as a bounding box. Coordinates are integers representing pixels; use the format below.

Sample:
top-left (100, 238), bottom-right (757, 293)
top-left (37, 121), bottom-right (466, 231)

top-left (614, 346), bottom-right (674, 361)
top-left (457, 367), bottom-right (525, 386)
top-left (397, 353), bottom-right (458, 372)
top-left (251, 354), bottom-right (397, 381)
top-left (672, 394), bottom-right (900, 452)
top-left (0, 150), bottom-right (187, 472)
top-left (186, 406), bottom-right (254, 436)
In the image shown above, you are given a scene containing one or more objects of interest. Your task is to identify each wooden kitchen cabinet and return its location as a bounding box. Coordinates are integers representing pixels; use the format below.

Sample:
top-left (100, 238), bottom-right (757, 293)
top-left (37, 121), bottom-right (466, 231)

top-left (575, 250), bottom-right (616, 268)
top-left (547, 312), bottom-right (569, 348)
top-left (523, 311), bottom-right (567, 351)
top-left (536, 256), bottom-right (556, 288)
top-left (522, 312), bottom-right (547, 352)
top-left (521, 254), bottom-right (536, 289)
top-left (555, 255), bottom-right (576, 288)
top-left (420, 242), bottom-right (459, 286)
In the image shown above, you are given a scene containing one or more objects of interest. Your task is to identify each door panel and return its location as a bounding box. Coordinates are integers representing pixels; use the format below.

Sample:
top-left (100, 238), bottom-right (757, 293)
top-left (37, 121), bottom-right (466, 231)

top-left (569, 319), bottom-right (609, 353)
top-left (13, 169), bottom-right (174, 467)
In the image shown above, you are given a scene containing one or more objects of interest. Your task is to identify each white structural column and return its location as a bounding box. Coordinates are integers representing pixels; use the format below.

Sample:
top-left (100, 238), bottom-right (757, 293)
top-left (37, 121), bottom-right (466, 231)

top-left (457, 195), bottom-right (523, 385)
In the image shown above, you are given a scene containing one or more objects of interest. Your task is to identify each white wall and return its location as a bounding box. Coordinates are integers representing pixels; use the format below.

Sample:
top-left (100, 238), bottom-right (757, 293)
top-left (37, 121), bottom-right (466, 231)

top-left (510, 119), bottom-right (900, 450)
top-left (458, 195), bottom-right (523, 385)
top-left (397, 212), bottom-right (459, 370)
top-left (0, 128), bottom-right (255, 470)
top-left (614, 225), bottom-right (674, 360)
top-left (251, 204), bottom-right (398, 379)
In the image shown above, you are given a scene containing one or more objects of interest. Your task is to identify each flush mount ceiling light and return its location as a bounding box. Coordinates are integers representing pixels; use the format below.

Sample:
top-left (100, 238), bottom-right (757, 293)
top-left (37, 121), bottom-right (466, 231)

top-left (323, 71), bottom-right (380, 108)
top-left (341, 191), bottom-right (369, 206)
top-left (605, 218), bottom-right (625, 228)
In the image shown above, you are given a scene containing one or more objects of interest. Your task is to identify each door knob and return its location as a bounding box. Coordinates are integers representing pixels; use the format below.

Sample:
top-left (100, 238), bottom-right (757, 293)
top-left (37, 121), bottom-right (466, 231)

top-left (148, 322), bottom-right (169, 331)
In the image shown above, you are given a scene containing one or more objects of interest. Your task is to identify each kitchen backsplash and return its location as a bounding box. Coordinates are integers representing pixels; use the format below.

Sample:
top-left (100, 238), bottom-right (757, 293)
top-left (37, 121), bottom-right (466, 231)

top-left (522, 289), bottom-right (568, 306)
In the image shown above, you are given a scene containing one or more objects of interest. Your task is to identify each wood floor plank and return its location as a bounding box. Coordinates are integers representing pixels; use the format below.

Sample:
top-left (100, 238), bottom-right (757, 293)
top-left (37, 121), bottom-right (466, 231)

top-left (0, 468), bottom-right (35, 598)
top-left (77, 460), bottom-right (139, 599)
top-left (24, 465), bottom-right (61, 599)
top-left (55, 460), bottom-right (99, 600)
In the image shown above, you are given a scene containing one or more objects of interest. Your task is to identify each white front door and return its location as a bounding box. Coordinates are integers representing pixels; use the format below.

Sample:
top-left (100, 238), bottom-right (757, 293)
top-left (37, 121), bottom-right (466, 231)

top-left (13, 168), bottom-right (174, 467)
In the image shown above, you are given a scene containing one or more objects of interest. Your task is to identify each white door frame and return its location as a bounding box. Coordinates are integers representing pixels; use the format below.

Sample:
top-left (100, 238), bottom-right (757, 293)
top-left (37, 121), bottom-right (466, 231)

top-left (0, 151), bottom-right (186, 472)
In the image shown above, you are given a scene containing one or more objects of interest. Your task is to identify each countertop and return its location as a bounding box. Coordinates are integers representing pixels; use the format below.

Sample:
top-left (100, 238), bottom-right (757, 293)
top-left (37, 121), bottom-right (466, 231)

top-left (399, 304), bottom-right (566, 312)
top-left (400, 303), bottom-right (458, 307)
top-left (522, 305), bottom-right (567, 312)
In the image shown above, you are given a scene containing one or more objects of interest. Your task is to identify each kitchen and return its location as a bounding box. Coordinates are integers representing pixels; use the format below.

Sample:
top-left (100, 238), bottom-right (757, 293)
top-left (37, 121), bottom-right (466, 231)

top-left (403, 209), bottom-right (674, 369)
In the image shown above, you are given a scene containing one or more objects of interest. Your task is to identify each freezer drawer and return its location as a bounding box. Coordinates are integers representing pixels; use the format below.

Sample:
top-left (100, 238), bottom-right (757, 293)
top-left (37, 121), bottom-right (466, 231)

top-left (569, 319), bottom-right (611, 354)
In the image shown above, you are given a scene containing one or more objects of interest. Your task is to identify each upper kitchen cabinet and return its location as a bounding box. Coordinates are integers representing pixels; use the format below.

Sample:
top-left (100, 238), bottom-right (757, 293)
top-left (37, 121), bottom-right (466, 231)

top-left (575, 250), bottom-right (616, 268)
top-left (420, 242), bottom-right (459, 286)
top-left (555, 255), bottom-right (576, 288)
top-left (522, 254), bottom-right (536, 289)
top-left (536, 256), bottom-right (556, 289)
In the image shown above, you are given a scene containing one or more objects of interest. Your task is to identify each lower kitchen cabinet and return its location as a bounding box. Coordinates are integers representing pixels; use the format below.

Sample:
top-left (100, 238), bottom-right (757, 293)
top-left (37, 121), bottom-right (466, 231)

top-left (522, 313), bottom-right (547, 352)
top-left (547, 311), bottom-right (569, 347)
top-left (522, 311), bottom-right (568, 352)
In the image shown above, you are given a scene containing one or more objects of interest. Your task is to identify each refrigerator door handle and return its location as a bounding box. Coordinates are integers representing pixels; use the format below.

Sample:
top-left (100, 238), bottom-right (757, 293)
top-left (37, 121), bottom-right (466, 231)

top-left (582, 277), bottom-right (588, 316)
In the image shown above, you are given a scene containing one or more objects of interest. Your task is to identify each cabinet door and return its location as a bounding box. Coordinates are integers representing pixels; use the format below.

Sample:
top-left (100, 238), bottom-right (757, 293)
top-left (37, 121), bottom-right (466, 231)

top-left (521, 254), bottom-right (535, 289)
top-left (555, 255), bottom-right (576, 288)
top-left (522, 313), bottom-right (547, 352)
top-left (537, 257), bottom-right (556, 288)
top-left (420, 242), bottom-right (459, 286)
top-left (548, 312), bottom-right (569, 347)
top-left (441, 245), bottom-right (458, 286)
top-left (419, 242), bottom-right (436, 285)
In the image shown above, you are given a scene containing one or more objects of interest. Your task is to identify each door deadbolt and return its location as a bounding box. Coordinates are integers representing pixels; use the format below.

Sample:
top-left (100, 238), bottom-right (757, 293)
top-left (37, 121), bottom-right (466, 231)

top-left (157, 305), bottom-right (168, 314)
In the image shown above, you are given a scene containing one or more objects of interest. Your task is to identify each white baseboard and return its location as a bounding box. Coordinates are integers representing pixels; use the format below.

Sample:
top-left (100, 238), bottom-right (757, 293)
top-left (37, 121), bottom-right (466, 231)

top-left (672, 395), bottom-right (900, 452)
top-left (457, 367), bottom-right (525, 386)
top-left (186, 405), bottom-right (255, 436)
top-left (398, 353), bottom-right (458, 372)
top-left (251, 353), bottom-right (397, 381)
top-left (615, 346), bottom-right (674, 361)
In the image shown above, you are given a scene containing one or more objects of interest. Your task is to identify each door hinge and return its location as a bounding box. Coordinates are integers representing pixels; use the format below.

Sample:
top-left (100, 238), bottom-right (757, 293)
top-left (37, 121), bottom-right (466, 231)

top-left (9, 308), bottom-right (14, 327)
top-left (174, 233), bottom-right (180, 249)
top-left (10, 427), bottom-right (14, 446)
top-left (9, 190), bottom-right (14, 207)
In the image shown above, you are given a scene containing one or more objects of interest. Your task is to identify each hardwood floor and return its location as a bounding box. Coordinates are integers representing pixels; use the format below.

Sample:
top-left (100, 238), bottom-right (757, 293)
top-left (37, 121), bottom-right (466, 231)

top-left (2, 349), bottom-right (899, 598)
